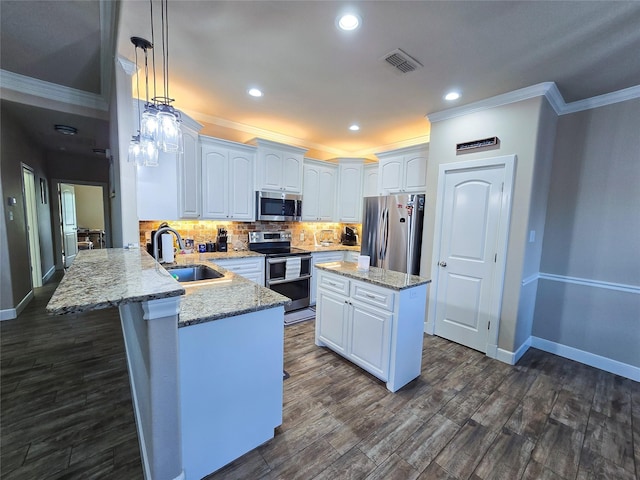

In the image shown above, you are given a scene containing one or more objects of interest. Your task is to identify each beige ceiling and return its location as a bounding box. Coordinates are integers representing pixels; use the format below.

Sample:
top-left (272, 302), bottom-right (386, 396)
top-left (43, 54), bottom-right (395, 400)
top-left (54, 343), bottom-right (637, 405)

top-left (2, 1), bottom-right (640, 159)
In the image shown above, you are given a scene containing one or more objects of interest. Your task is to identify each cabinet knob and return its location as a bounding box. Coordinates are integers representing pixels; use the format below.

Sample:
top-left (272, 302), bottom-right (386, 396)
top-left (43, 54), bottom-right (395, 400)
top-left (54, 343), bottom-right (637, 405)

top-left (439, 261), bottom-right (447, 267)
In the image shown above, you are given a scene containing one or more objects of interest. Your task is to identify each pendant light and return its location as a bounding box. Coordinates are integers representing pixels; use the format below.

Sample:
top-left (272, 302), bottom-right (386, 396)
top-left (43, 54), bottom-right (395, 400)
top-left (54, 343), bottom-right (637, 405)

top-left (131, 0), bottom-right (182, 167)
top-left (139, 0), bottom-right (182, 154)
top-left (129, 36), bottom-right (159, 166)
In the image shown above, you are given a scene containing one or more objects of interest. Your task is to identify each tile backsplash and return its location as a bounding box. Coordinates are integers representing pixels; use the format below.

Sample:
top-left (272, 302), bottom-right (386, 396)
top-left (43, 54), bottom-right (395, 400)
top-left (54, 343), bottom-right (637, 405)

top-left (139, 220), bottom-right (361, 251)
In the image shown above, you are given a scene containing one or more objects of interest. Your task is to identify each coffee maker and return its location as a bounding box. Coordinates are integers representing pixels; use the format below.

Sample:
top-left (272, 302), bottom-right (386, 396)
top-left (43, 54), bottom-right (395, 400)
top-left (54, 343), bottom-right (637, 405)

top-left (341, 226), bottom-right (359, 246)
top-left (216, 227), bottom-right (228, 252)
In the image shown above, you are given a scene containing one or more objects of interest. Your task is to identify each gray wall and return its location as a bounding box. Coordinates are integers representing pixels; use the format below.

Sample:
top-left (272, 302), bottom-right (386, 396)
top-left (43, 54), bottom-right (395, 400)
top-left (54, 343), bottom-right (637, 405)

top-left (0, 108), bottom-right (54, 310)
top-left (533, 99), bottom-right (640, 367)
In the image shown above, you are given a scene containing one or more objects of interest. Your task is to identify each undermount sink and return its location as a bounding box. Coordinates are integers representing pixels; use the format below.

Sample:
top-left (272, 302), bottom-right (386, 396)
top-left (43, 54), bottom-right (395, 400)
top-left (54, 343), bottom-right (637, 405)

top-left (165, 265), bottom-right (226, 285)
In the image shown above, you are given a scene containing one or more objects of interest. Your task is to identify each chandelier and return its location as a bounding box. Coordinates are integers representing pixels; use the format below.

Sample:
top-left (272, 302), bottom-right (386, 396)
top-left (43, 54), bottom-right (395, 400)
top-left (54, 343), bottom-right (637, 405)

top-left (129, 0), bottom-right (182, 167)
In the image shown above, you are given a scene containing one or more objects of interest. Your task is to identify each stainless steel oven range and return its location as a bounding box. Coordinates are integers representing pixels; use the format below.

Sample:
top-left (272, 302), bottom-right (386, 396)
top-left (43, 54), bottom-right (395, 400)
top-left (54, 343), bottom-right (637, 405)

top-left (248, 231), bottom-right (311, 313)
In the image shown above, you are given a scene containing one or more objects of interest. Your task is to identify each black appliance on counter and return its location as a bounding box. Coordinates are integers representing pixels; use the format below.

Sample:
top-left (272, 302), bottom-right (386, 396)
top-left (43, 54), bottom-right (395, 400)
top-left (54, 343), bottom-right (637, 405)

top-left (217, 227), bottom-right (228, 252)
top-left (341, 226), bottom-right (359, 246)
top-left (248, 231), bottom-right (311, 314)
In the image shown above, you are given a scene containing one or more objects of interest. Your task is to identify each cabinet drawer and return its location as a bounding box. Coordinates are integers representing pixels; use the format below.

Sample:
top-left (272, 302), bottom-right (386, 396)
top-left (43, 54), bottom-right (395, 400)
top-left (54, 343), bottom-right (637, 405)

top-left (318, 271), bottom-right (350, 296)
top-left (213, 258), bottom-right (263, 274)
top-left (351, 282), bottom-right (394, 312)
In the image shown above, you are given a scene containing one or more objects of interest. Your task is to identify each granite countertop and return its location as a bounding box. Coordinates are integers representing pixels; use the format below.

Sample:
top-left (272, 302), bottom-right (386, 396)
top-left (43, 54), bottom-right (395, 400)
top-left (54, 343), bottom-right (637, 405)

top-left (46, 249), bottom-right (290, 326)
top-left (315, 261), bottom-right (431, 291)
top-left (46, 248), bottom-right (185, 315)
top-left (169, 249), bottom-right (264, 265)
top-left (176, 267), bottom-right (288, 327)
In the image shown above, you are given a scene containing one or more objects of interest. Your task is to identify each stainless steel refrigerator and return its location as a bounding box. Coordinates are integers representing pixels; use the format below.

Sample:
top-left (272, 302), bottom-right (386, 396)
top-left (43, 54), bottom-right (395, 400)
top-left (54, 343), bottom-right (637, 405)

top-left (360, 194), bottom-right (425, 275)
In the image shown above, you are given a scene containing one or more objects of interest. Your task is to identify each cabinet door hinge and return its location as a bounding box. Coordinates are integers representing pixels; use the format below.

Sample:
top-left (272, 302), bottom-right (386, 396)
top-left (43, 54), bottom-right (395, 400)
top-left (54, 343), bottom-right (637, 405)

top-left (494, 253), bottom-right (497, 263)
top-left (488, 321), bottom-right (491, 330)
top-left (501, 182), bottom-right (504, 193)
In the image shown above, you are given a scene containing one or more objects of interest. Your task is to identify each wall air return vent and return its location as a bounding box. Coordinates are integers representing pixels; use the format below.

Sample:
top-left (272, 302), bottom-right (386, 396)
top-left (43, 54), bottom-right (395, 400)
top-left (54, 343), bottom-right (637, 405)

top-left (381, 48), bottom-right (423, 75)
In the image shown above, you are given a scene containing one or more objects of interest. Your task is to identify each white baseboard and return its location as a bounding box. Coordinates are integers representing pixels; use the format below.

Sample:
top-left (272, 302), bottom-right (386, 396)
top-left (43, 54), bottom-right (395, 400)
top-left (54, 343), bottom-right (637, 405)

top-left (42, 266), bottom-right (56, 283)
top-left (496, 338), bottom-right (531, 365)
top-left (0, 290), bottom-right (34, 321)
top-left (0, 308), bottom-right (16, 321)
top-left (531, 336), bottom-right (640, 382)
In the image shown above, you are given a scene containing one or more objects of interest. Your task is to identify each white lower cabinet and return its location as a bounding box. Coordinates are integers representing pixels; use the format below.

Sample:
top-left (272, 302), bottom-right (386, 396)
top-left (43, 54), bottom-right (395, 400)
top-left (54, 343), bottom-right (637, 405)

top-left (212, 257), bottom-right (265, 286)
top-left (310, 251), bottom-right (346, 305)
top-left (315, 269), bottom-right (427, 392)
top-left (343, 250), bottom-right (359, 263)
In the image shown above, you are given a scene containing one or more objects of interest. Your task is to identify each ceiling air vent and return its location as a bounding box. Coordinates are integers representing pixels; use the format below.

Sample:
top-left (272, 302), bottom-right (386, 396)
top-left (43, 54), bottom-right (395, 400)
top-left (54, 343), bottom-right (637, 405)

top-left (381, 48), bottom-right (423, 75)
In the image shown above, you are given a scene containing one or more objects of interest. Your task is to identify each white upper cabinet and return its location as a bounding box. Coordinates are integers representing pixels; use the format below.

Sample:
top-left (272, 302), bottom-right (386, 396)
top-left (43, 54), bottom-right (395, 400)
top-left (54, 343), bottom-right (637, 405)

top-left (363, 163), bottom-right (379, 197)
top-left (179, 125), bottom-right (201, 218)
top-left (253, 139), bottom-right (306, 193)
top-left (337, 159), bottom-right (364, 222)
top-left (137, 117), bottom-right (203, 221)
top-left (376, 144), bottom-right (428, 195)
top-left (201, 137), bottom-right (256, 221)
top-left (302, 159), bottom-right (337, 221)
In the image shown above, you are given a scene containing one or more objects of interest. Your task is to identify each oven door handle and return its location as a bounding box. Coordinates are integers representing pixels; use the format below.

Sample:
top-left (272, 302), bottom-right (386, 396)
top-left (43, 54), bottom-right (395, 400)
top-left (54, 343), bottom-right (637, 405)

top-left (267, 274), bottom-right (311, 286)
top-left (266, 255), bottom-right (312, 265)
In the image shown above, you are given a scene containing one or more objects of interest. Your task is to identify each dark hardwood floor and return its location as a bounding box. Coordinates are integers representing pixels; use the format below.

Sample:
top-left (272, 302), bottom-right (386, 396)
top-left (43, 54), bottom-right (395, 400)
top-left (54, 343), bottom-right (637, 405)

top-left (2, 275), bottom-right (638, 480)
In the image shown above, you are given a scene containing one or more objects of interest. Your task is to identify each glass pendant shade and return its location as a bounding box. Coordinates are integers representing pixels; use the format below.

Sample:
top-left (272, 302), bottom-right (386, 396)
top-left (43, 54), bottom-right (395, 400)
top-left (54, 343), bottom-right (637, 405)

top-left (158, 110), bottom-right (181, 153)
top-left (128, 137), bottom-right (143, 164)
top-left (141, 138), bottom-right (159, 166)
top-left (140, 106), bottom-right (159, 142)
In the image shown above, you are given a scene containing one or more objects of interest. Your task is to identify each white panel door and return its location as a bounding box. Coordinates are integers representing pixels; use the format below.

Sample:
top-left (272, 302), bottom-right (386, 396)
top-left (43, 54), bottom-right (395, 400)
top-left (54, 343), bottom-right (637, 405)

top-left (316, 290), bottom-right (349, 354)
top-left (261, 150), bottom-right (283, 191)
top-left (229, 151), bottom-right (253, 220)
top-left (61, 183), bottom-right (78, 268)
top-left (201, 147), bottom-right (228, 218)
top-left (349, 301), bottom-right (392, 379)
top-left (317, 167), bottom-right (336, 220)
top-left (403, 153), bottom-right (427, 192)
top-left (434, 166), bottom-right (505, 352)
top-left (302, 165), bottom-right (320, 220)
top-left (282, 153), bottom-right (302, 192)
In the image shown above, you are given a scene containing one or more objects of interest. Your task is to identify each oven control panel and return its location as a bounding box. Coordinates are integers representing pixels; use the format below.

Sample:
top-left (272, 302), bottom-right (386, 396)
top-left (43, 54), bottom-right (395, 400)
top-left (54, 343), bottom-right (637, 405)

top-left (249, 231), bottom-right (292, 243)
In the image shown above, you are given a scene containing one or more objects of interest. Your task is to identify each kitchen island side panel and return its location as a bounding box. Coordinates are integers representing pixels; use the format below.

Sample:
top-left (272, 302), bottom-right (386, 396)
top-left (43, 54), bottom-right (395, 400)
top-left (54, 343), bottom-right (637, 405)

top-left (178, 306), bottom-right (285, 479)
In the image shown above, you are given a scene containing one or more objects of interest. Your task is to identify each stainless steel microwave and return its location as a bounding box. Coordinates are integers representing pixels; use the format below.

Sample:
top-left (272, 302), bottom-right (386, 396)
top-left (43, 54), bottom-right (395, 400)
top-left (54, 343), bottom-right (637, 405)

top-left (256, 191), bottom-right (302, 221)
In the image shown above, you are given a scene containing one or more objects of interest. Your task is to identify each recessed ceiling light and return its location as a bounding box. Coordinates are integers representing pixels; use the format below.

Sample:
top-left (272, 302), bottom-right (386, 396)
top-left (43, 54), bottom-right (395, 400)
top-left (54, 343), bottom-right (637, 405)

top-left (338, 14), bottom-right (360, 31)
top-left (54, 124), bottom-right (78, 135)
top-left (349, 124), bottom-right (360, 131)
top-left (444, 91), bottom-right (461, 101)
top-left (248, 88), bottom-right (263, 97)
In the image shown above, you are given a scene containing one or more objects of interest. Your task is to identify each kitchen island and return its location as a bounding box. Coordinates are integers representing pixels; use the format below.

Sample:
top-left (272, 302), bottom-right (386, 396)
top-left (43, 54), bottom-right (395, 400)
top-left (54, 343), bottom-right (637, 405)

top-left (47, 248), bottom-right (289, 480)
top-left (314, 261), bottom-right (430, 392)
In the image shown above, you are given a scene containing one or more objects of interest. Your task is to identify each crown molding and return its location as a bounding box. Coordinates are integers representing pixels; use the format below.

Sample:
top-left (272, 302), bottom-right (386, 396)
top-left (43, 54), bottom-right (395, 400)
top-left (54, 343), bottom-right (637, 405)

top-left (427, 82), bottom-right (558, 123)
top-left (427, 82), bottom-right (640, 122)
top-left (0, 69), bottom-right (108, 111)
top-left (353, 135), bottom-right (431, 157)
top-left (99, 0), bottom-right (118, 102)
top-left (118, 57), bottom-right (137, 76)
top-left (561, 84), bottom-right (640, 114)
top-left (184, 108), bottom-right (348, 156)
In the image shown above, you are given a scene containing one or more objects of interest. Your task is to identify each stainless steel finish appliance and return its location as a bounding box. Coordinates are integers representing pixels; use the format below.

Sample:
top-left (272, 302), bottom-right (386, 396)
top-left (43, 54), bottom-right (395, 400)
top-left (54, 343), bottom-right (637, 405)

top-left (256, 191), bottom-right (302, 222)
top-left (360, 194), bottom-right (425, 275)
top-left (248, 231), bottom-right (311, 313)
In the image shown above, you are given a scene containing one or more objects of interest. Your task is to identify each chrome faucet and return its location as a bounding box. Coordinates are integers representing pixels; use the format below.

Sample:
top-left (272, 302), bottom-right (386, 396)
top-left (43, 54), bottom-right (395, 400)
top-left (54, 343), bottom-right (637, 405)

top-left (153, 227), bottom-right (185, 263)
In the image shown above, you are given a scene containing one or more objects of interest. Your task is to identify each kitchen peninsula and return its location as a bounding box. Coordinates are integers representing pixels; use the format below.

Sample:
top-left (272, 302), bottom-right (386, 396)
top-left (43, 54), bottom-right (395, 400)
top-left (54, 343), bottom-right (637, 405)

top-left (46, 248), bottom-right (289, 480)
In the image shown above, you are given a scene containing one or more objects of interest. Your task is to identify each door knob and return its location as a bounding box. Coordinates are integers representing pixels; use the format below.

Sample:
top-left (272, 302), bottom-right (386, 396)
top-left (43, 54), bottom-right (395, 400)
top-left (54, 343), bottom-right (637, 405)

top-left (439, 261), bottom-right (447, 267)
